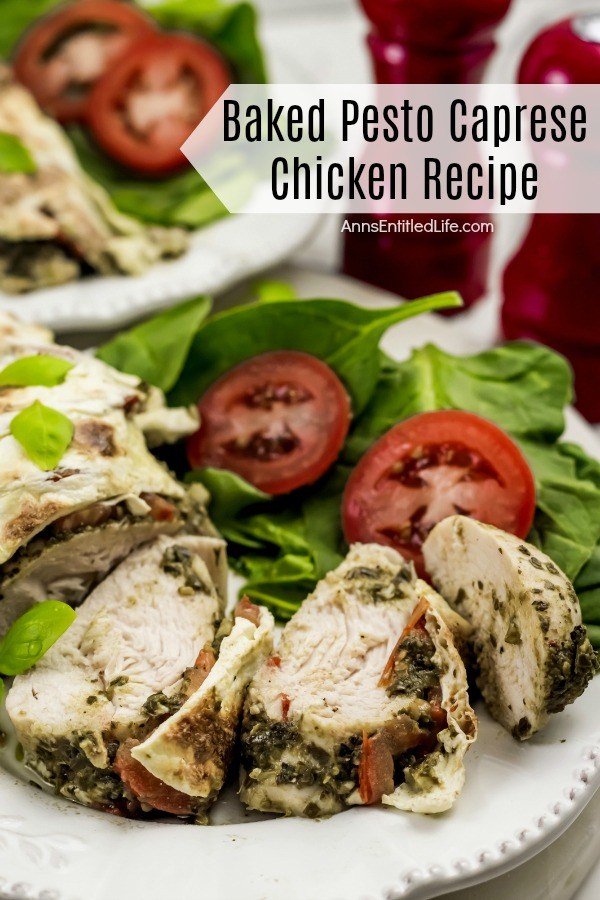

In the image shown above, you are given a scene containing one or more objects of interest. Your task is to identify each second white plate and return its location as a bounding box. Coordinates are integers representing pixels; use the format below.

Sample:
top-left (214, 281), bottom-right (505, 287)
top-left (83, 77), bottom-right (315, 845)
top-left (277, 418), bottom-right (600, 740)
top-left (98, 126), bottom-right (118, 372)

top-left (0, 213), bottom-right (320, 333)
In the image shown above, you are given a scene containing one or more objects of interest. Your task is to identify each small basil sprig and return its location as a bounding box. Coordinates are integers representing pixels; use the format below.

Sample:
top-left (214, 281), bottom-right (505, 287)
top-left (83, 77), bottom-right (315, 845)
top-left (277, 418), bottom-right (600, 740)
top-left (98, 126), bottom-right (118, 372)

top-left (0, 601), bottom-right (76, 684)
top-left (10, 400), bottom-right (74, 471)
top-left (0, 355), bottom-right (73, 388)
top-left (0, 132), bottom-right (36, 175)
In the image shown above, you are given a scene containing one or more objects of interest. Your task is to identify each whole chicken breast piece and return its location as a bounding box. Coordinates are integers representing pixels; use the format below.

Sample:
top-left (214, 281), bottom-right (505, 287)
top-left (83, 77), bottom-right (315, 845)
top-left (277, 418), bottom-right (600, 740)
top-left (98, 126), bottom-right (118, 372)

top-left (423, 516), bottom-right (598, 740)
top-left (241, 543), bottom-right (476, 818)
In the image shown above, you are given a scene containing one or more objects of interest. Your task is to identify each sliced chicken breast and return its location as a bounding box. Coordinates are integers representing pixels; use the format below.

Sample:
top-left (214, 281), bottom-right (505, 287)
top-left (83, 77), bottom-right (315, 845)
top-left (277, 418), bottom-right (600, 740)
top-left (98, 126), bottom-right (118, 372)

top-left (0, 516), bottom-right (179, 634)
top-left (241, 544), bottom-right (476, 818)
top-left (423, 516), bottom-right (598, 740)
top-left (0, 483), bottom-right (222, 633)
top-left (6, 534), bottom-right (228, 814)
top-left (128, 599), bottom-right (273, 812)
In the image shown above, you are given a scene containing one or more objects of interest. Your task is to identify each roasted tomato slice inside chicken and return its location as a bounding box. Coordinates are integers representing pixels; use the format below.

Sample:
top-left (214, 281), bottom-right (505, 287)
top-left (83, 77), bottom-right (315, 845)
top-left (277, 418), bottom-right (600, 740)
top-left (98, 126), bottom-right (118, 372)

top-left (342, 410), bottom-right (536, 575)
top-left (187, 351), bottom-right (352, 495)
top-left (13, 0), bottom-right (157, 123)
top-left (87, 33), bottom-right (230, 175)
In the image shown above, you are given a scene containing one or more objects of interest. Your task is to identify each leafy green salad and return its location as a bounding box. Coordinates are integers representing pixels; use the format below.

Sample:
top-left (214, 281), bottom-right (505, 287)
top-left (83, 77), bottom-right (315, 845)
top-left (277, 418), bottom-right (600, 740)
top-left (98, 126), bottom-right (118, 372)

top-left (98, 289), bottom-right (600, 647)
top-left (2, 0), bottom-right (266, 229)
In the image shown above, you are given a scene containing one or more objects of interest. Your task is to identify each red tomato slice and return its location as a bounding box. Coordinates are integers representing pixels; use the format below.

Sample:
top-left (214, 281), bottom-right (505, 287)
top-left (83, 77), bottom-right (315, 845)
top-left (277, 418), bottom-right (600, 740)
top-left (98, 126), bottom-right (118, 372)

top-left (87, 33), bottom-right (230, 175)
top-left (187, 351), bottom-right (352, 495)
top-left (13, 0), bottom-right (157, 123)
top-left (235, 595), bottom-right (261, 626)
top-left (114, 739), bottom-right (194, 816)
top-left (342, 410), bottom-right (536, 575)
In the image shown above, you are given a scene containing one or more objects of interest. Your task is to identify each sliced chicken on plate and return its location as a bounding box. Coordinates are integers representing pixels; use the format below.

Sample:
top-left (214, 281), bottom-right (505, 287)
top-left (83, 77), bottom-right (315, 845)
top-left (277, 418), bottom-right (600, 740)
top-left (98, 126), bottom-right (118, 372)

top-left (0, 67), bottom-right (187, 293)
top-left (0, 315), bottom-right (204, 629)
top-left (6, 536), bottom-right (272, 819)
top-left (126, 597), bottom-right (273, 815)
top-left (423, 516), bottom-right (598, 740)
top-left (241, 543), bottom-right (476, 818)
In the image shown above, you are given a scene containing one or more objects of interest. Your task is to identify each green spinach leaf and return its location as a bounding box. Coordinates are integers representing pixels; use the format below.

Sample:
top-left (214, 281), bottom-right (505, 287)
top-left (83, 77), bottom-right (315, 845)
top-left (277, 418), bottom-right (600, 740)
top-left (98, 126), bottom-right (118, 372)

top-left (68, 128), bottom-right (228, 229)
top-left (149, 0), bottom-right (267, 83)
top-left (169, 293), bottom-right (462, 413)
top-left (97, 296), bottom-right (211, 392)
top-left (345, 342), bottom-right (571, 464)
top-left (0, 0), bottom-right (59, 57)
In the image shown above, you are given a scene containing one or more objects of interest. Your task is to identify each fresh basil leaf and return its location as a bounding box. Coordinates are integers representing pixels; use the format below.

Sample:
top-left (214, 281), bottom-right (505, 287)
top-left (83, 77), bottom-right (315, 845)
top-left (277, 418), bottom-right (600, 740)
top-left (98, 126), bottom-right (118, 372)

top-left (97, 296), bottom-right (211, 392)
top-left (10, 401), bottom-right (74, 471)
top-left (0, 601), bottom-right (76, 676)
top-left (169, 293), bottom-right (462, 413)
top-left (0, 132), bottom-right (36, 175)
top-left (0, 354), bottom-right (73, 388)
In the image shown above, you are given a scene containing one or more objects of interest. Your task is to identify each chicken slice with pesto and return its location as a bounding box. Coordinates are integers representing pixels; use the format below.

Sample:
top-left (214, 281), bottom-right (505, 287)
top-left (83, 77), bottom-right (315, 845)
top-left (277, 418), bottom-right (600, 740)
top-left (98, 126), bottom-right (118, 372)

top-left (126, 598), bottom-right (273, 813)
top-left (240, 543), bottom-right (476, 818)
top-left (5, 534), bottom-right (266, 819)
top-left (423, 516), bottom-right (598, 740)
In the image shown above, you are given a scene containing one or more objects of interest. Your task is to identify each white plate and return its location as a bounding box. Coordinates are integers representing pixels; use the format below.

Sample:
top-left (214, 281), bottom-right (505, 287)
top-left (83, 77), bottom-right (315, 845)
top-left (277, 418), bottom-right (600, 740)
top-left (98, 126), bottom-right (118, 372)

top-left (0, 213), bottom-right (320, 333)
top-left (1, 283), bottom-right (599, 900)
